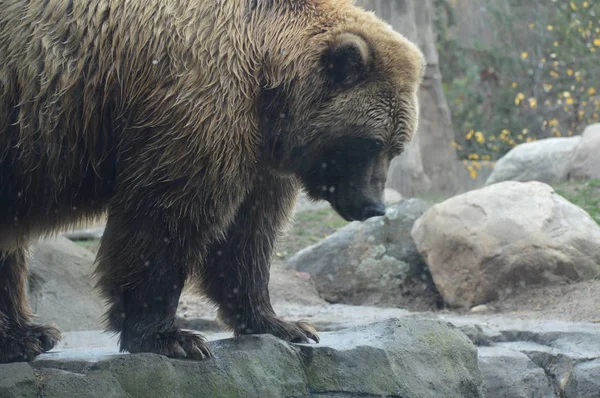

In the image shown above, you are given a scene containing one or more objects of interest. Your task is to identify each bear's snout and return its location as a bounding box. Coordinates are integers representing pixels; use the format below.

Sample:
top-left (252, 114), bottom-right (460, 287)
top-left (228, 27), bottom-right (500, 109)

top-left (360, 201), bottom-right (386, 220)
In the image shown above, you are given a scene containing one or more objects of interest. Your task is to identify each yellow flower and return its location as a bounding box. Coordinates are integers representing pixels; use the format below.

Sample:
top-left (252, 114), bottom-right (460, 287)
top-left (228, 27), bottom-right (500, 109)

top-left (550, 70), bottom-right (559, 78)
top-left (451, 141), bottom-right (463, 150)
top-left (512, 82), bottom-right (518, 88)
top-left (594, 38), bottom-right (600, 47)
top-left (482, 155), bottom-right (491, 161)
top-left (529, 23), bottom-right (535, 29)
top-left (528, 98), bottom-right (537, 108)
top-left (472, 161), bottom-right (482, 170)
top-left (465, 129), bottom-right (474, 140)
top-left (468, 153), bottom-right (480, 160)
top-left (543, 83), bottom-right (553, 92)
top-left (521, 52), bottom-right (529, 59)
top-left (548, 119), bottom-right (559, 127)
top-left (583, 1), bottom-right (589, 7)
top-left (570, 2), bottom-right (577, 10)
top-left (589, 87), bottom-right (597, 96)
top-left (469, 169), bottom-right (477, 180)
top-left (578, 110), bottom-right (585, 119)
top-left (515, 93), bottom-right (525, 105)
top-left (566, 97), bottom-right (574, 105)
top-left (547, 25), bottom-right (554, 31)
top-left (474, 131), bottom-right (485, 144)
top-left (567, 69), bottom-right (574, 76)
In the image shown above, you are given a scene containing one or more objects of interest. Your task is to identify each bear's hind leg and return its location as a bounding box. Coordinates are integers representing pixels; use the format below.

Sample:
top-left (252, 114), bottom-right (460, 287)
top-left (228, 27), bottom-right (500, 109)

top-left (0, 248), bottom-right (61, 363)
top-left (201, 171), bottom-right (320, 344)
top-left (95, 211), bottom-right (211, 359)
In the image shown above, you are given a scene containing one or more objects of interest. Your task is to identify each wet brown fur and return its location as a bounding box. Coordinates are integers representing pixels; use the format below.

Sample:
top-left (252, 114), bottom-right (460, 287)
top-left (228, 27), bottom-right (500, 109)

top-left (0, 0), bottom-right (425, 362)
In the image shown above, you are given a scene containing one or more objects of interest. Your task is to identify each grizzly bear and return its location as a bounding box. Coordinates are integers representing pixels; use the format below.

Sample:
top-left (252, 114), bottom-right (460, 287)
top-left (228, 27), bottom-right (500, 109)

top-left (0, 0), bottom-right (425, 363)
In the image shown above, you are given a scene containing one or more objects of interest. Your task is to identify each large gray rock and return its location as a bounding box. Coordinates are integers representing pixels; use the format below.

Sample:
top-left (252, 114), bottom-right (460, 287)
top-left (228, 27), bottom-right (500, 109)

top-left (574, 359), bottom-right (600, 397)
top-left (446, 315), bottom-right (600, 398)
top-left (27, 236), bottom-right (106, 331)
top-left (299, 318), bottom-right (484, 398)
top-left (485, 136), bottom-right (581, 186)
top-left (288, 199), bottom-right (439, 309)
top-left (568, 123), bottom-right (600, 181)
top-left (0, 363), bottom-right (37, 398)
top-left (478, 346), bottom-right (554, 398)
top-left (0, 318), bottom-right (485, 398)
top-left (411, 181), bottom-right (600, 308)
top-left (356, 0), bottom-right (458, 197)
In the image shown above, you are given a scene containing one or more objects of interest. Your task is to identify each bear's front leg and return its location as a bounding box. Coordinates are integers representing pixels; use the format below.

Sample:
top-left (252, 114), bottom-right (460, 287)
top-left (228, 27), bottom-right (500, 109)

top-left (201, 170), bottom-right (320, 344)
top-left (94, 208), bottom-right (211, 359)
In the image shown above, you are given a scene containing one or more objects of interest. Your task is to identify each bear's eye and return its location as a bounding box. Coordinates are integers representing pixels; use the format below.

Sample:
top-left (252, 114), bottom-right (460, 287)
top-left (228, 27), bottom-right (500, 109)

top-left (365, 139), bottom-right (384, 154)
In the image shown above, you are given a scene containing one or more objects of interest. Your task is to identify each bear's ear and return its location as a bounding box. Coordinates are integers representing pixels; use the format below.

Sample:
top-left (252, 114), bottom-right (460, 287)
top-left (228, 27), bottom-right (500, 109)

top-left (324, 33), bottom-right (371, 88)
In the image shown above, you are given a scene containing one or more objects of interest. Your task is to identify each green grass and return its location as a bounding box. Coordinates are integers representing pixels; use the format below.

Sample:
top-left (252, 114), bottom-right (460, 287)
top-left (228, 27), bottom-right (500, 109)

top-left (554, 179), bottom-right (600, 225)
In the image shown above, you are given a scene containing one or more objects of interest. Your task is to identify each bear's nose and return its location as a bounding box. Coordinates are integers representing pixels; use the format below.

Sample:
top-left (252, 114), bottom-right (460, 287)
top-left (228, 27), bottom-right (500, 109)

top-left (360, 202), bottom-right (386, 220)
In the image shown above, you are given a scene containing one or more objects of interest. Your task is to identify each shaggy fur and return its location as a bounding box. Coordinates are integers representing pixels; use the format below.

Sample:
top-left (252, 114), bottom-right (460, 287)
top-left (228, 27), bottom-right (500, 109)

top-left (0, 0), bottom-right (425, 362)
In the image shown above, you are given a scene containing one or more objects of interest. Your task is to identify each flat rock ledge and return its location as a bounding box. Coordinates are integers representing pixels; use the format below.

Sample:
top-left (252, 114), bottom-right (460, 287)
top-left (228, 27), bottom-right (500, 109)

top-left (0, 318), bottom-right (484, 398)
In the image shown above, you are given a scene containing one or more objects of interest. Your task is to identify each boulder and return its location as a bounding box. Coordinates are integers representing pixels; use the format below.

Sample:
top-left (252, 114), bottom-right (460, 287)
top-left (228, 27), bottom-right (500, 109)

top-left (27, 236), bottom-right (106, 331)
top-left (287, 199), bottom-right (441, 309)
top-left (477, 346), bottom-right (554, 398)
top-left (411, 181), bottom-right (600, 308)
top-left (0, 363), bottom-right (37, 398)
top-left (574, 359), bottom-right (600, 397)
top-left (383, 187), bottom-right (403, 204)
top-left (485, 136), bottom-right (581, 186)
top-left (0, 318), bottom-right (485, 398)
top-left (568, 123), bottom-right (600, 181)
top-left (446, 314), bottom-right (600, 397)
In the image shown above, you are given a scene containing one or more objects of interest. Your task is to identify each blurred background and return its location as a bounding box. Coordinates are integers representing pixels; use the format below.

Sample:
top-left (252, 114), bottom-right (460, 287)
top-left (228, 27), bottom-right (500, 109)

top-left (356, 0), bottom-right (599, 199)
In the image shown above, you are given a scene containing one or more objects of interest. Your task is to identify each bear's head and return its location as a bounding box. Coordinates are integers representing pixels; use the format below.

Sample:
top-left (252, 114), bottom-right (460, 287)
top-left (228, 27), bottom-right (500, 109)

top-left (259, 9), bottom-right (425, 222)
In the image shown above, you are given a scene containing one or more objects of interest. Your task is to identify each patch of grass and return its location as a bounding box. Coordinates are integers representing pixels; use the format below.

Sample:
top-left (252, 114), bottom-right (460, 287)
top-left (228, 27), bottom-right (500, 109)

top-left (554, 179), bottom-right (600, 225)
top-left (275, 208), bottom-right (349, 260)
